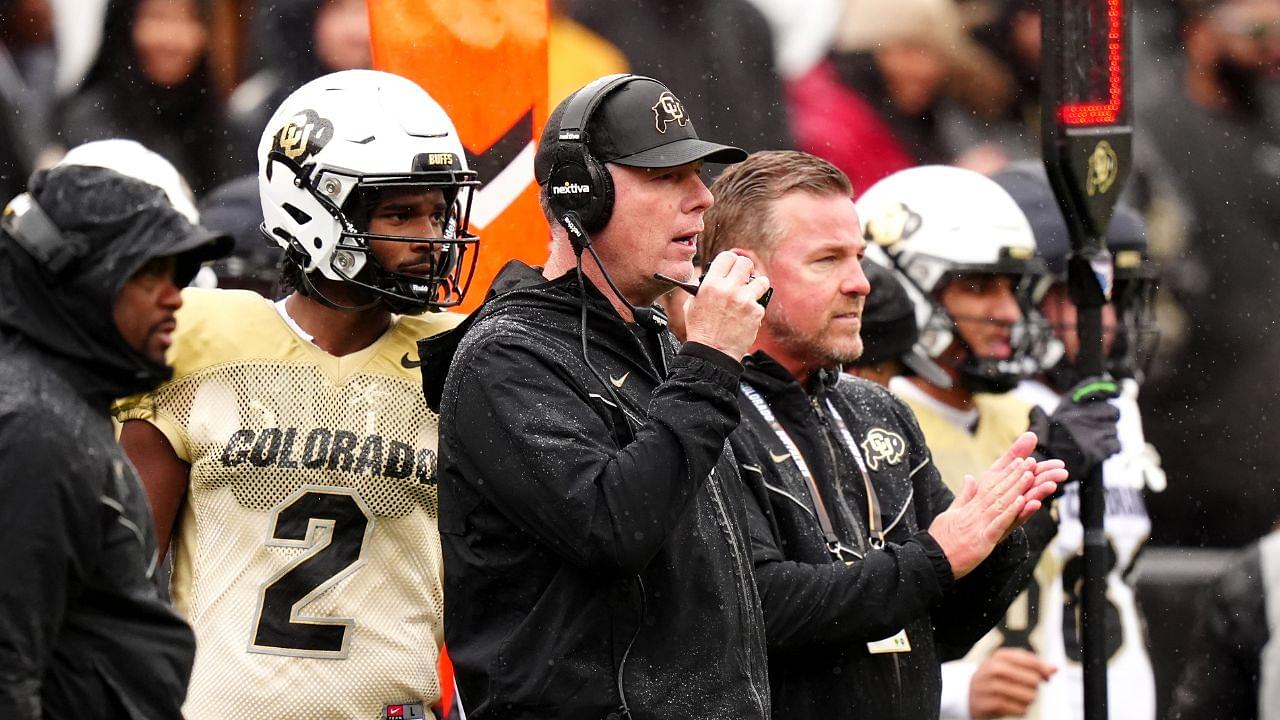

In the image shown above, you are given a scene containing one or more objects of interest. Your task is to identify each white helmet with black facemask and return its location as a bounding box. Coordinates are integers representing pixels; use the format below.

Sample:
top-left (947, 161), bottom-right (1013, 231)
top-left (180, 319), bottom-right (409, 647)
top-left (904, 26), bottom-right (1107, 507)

top-left (857, 165), bottom-right (1052, 393)
top-left (258, 69), bottom-right (480, 313)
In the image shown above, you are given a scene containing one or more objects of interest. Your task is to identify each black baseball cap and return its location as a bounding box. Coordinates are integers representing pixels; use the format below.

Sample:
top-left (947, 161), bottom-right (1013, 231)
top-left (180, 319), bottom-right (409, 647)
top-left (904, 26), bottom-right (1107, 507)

top-left (535, 76), bottom-right (747, 184)
top-left (854, 261), bottom-right (951, 387)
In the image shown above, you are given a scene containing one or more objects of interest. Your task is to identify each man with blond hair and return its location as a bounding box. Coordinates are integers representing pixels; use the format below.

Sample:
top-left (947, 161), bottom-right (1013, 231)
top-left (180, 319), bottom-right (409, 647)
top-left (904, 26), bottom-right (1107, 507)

top-left (704, 150), bottom-right (1067, 720)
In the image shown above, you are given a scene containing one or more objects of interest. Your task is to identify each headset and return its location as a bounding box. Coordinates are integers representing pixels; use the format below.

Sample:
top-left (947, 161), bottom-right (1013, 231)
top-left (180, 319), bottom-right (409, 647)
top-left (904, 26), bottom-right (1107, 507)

top-left (544, 73), bottom-right (639, 244)
top-left (542, 74), bottom-right (673, 339)
top-left (1, 194), bottom-right (84, 278)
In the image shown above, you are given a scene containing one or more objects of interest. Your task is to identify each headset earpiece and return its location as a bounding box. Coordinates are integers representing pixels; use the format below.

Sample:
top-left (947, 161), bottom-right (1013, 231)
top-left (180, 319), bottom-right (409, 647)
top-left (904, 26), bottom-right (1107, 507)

top-left (545, 150), bottom-right (614, 239)
top-left (545, 74), bottom-right (638, 239)
top-left (1, 193), bottom-right (83, 276)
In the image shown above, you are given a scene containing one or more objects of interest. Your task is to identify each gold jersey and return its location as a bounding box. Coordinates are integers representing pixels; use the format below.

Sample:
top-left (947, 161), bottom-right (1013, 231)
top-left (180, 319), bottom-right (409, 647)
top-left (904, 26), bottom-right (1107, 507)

top-left (892, 379), bottom-right (1070, 720)
top-left (114, 288), bottom-right (462, 720)
top-left (889, 383), bottom-right (1033, 495)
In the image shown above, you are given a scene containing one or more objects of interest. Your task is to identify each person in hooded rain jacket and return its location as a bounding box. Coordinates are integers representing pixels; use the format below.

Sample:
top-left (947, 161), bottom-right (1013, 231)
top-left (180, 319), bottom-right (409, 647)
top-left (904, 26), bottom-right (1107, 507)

top-left (0, 158), bottom-right (230, 718)
top-left (57, 0), bottom-right (225, 195)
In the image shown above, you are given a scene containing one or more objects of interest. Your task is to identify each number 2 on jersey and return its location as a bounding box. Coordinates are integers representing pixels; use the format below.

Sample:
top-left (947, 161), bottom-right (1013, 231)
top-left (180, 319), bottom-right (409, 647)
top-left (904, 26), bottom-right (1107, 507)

top-left (249, 486), bottom-right (375, 658)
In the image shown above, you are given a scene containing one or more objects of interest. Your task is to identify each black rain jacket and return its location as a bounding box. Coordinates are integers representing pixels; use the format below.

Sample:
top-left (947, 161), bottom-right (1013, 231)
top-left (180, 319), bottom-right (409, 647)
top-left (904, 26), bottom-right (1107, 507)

top-left (421, 261), bottom-right (770, 720)
top-left (730, 353), bottom-right (1035, 720)
top-left (1168, 542), bottom-right (1267, 720)
top-left (0, 165), bottom-right (223, 719)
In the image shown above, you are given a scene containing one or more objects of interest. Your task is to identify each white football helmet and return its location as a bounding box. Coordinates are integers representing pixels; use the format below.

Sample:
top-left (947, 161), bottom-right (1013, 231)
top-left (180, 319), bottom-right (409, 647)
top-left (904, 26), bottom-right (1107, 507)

top-left (59, 139), bottom-right (200, 223)
top-left (856, 165), bottom-right (1051, 392)
top-left (258, 69), bottom-right (479, 312)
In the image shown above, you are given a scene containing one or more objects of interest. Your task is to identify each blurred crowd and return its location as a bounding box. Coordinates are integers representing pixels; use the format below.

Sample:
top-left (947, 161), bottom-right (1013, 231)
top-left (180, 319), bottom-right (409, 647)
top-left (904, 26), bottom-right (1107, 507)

top-left (2, 0), bottom-right (1280, 550)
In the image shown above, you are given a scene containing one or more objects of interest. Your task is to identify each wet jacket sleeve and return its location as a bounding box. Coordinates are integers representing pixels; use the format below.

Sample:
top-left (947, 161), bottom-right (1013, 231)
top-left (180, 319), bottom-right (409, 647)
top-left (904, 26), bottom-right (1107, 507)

top-left (876, 394), bottom-right (1034, 657)
top-left (0, 418), bottom-right (97, 719)
top-left (926, 464), bottom-right (1034, 660)
top-left (1167, 549), bottom-right (1264, 720)
top-left (735, 442), bottom-right (955, 651)
top-left (444, 336), bottom-right (743, 575)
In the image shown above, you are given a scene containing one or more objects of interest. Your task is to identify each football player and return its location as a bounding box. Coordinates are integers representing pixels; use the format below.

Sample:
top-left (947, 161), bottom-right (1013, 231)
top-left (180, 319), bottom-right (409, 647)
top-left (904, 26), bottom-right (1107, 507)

top-left (994, 162), bottom-right (1164, 720)
top-left (114, 69), bottom-right (478, 720)
top-left (856, 165), bottom-right (1121, 720)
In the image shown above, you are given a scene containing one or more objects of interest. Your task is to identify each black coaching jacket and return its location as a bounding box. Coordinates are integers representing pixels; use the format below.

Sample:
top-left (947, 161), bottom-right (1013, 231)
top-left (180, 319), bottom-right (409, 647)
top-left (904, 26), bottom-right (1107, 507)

top-left (0, 166), bottom-right (203, 719)
top-left (730, 353), bottom-right (1036, 720)
top-left (421, 261), bottom-right (770, 720)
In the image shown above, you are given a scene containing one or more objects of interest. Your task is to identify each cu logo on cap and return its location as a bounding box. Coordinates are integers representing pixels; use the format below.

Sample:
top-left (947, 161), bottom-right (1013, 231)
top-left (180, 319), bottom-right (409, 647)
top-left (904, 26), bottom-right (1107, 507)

top-left (652, 92), bottom-right (688, 134)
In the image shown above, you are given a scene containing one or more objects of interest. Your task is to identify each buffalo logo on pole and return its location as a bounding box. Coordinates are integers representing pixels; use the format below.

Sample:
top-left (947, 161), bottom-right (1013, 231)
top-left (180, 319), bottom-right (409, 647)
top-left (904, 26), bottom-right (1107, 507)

top-left (1086, 140), bottom-right (1119, 197)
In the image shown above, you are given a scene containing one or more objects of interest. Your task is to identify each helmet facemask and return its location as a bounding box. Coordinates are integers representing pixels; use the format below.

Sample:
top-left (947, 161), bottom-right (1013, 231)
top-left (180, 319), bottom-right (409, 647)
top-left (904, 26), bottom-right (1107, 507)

top-left (1106, 252), bottom-right (1160, 381)
top-left (881, 242), bottom-right (1050, 394)
top-left (1035, 250), bottom-right (1159, 387)
top-left (931, 268), bottom-right (1050, 394)
top-left (265, 149), bottom-right (480, 314)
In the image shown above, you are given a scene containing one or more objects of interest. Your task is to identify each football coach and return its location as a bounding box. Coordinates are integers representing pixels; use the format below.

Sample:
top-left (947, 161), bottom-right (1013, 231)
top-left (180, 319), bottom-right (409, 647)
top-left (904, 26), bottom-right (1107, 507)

top-left (423, 74), bottom-right (773, 719)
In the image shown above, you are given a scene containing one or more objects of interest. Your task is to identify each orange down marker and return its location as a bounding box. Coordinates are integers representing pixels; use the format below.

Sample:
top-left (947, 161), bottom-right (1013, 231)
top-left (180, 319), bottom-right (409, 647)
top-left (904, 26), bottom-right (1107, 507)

top-left (369, 0), bottom-right (551, 313)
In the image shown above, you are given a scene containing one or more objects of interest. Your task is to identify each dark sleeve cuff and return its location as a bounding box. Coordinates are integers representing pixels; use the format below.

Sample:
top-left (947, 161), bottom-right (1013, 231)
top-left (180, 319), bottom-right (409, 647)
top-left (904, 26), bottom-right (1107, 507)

top-left (678, 341), bottom-right (745, 376)
top-left (913, 530), bottom-right (956, 591)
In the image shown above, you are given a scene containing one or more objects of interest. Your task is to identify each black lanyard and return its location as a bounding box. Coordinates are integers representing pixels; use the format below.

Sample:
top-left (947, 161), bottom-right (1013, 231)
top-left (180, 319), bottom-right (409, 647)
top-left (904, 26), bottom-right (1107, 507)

top-left (824, 397), bottom-right (886, 549)
top-left (742, 384), bottom-right (873, 559)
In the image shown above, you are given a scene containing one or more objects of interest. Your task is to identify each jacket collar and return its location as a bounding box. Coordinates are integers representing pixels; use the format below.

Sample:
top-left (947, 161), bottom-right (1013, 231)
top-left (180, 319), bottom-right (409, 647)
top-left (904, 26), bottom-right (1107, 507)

top-left (421, 260), bottom-right (670, 411)
top-left (742, 351), bottom-right (842, 402)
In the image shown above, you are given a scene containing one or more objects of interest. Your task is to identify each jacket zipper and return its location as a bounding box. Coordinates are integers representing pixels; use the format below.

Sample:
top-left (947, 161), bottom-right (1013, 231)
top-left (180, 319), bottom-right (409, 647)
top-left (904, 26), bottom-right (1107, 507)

top-left (704, 464), bottom-right (769, 717)
top-left (813, 395), bottom-right (905, 709)
top-left (810, 396), bottom-right (868, 554)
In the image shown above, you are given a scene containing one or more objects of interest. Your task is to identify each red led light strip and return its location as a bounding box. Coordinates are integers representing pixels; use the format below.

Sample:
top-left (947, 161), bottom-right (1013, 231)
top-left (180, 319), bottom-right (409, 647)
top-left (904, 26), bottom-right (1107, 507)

top-left (1058, 0), bottom-right (1124, 126)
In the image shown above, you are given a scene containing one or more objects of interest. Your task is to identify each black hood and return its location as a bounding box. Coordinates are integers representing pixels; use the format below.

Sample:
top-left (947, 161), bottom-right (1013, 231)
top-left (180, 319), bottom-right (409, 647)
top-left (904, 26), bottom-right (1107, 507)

top-left (0, 164), bottom-right (230, 402)
top-left (420, 260), bottom-right (563, 411)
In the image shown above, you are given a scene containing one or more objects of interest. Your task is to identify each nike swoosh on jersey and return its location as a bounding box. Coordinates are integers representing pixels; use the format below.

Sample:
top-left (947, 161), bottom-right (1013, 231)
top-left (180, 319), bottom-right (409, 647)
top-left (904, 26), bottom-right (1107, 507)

top-left (401, 352), bottom-right (422, 369)
top-left (769, 450), bottom-right (792, 463)
top-left (609, 372), bottom-right (629, 388)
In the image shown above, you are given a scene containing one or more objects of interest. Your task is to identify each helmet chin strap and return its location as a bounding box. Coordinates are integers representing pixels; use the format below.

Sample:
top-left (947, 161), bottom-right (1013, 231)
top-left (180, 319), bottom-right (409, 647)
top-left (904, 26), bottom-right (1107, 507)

top-left (944, 324), bottom-right (1033, 394)
top-left (298, 263), bottom-right (383, 313)
top-left (958, 359), bottom-right (1023, 394)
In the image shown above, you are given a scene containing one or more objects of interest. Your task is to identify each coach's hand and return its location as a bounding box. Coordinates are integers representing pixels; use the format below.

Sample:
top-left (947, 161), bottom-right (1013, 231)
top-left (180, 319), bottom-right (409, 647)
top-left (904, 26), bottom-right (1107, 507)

top-left (683, 251), bottom-right (769, 361)
top-left (928, 433), bottom-right (1066, 578)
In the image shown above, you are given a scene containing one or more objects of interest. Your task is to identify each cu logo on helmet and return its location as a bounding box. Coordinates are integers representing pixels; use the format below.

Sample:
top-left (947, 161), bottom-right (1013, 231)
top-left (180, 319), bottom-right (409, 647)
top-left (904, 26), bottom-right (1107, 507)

top-left (272, 109), bottom-right (334, 163)
top-left (866, 202), bottom-right (922, 247)
top-left (651, 92), bottom-right (688, 134)
top-left (861, 428), bottom-right (906, 471)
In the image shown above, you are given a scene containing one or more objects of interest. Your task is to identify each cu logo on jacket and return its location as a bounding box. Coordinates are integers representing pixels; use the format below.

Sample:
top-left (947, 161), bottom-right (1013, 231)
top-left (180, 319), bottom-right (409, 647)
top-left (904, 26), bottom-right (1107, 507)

top-left (861, 428), bottom-right (906, 471)
top-left (651, 92), bottom-right (688, 134)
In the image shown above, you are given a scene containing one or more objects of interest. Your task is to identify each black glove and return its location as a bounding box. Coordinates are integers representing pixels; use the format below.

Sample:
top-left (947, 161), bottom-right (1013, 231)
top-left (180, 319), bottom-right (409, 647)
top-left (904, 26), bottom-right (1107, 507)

top-left (1028, 377), bottom-right (1122, 486)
